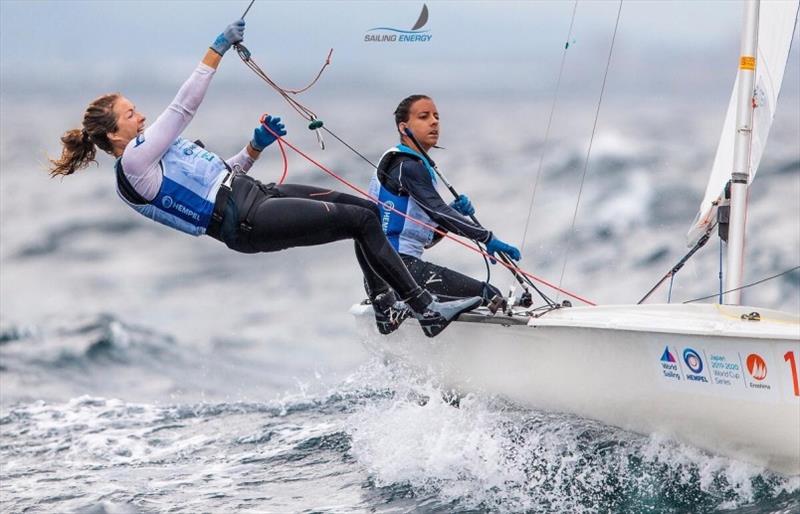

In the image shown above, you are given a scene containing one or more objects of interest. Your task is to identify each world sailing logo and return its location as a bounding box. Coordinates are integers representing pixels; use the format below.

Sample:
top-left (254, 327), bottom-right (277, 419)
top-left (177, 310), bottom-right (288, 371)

top-left (365, 4), bottom-right (432, 43)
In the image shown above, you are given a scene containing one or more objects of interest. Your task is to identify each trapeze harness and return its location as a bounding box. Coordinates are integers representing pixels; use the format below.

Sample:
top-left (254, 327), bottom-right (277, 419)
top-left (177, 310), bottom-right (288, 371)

top-left (114, 137), bottom-right (238, 237)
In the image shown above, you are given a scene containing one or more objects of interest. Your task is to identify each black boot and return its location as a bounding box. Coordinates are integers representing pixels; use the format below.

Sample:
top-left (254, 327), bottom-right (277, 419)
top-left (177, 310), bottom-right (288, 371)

top-left (405, 290), bottom-right (482, 338)
top-left (371, 290), bottom-right (412, 335)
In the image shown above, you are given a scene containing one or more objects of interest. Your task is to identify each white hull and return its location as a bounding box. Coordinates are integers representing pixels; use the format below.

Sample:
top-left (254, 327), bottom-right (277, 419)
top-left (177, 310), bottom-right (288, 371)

top-left (352, 303), bottom-right (800, 475)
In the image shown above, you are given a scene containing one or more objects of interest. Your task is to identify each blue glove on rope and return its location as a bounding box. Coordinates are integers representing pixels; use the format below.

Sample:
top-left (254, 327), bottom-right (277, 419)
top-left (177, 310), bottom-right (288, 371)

top-left (449, 194), bottom-right (475, 216)
top-left (210, 19), bottom-right (245, 56)
top-left (485, 235), bottom-right (522, 263)
top-left (251, 115), bottom-right (287, 151)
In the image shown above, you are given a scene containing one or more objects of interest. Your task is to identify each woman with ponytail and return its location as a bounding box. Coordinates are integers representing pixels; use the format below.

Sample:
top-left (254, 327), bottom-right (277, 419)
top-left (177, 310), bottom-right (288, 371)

top-left (49, 94), bottom-right (119, 177)
top-left (48, 19), bottom-right (479, 338)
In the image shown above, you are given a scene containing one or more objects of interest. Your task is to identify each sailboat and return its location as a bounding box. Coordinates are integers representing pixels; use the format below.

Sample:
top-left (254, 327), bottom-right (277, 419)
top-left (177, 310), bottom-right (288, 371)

top-left (351, 0), bottom-right (800, 475)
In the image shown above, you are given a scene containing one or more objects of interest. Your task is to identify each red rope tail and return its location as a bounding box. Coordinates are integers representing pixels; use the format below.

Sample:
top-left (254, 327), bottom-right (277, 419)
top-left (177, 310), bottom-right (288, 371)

top-left (259, 125), bottom-right (596, 306)
top-left (276, 137), bottom-right (288, 185)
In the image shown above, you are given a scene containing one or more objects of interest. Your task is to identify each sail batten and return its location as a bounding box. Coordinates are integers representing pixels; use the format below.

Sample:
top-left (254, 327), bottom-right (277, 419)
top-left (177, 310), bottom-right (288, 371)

top-left (686, 0), bottom-right (799, 246)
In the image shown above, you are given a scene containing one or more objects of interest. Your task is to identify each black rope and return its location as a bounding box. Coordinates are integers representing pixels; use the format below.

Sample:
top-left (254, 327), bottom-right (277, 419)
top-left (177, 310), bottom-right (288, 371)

top-left (637, 232), bottom-right (711, 304)
top-left (321, 127), bottom-right (377, 169)
top-left (683, 265), bottom-right (800, 304)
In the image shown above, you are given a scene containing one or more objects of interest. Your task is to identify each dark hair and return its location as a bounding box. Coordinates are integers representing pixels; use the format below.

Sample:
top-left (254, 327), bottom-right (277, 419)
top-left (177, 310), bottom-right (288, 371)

top-left (393, 94), bottom-right (431, 129)
top-left (48, 93), bottom-right (120, 177)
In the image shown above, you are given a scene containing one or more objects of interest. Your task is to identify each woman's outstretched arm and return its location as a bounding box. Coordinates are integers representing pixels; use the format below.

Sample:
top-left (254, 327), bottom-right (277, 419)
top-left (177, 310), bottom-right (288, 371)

top-left (121, 21), bottom-right (245, 199)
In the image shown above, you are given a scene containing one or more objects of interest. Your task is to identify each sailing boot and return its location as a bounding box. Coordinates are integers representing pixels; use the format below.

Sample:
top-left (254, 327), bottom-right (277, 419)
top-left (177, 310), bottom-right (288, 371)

top-left (405, 290), bottom-right (482, 338)
top-left (371, 290), bottom-right (412, 335)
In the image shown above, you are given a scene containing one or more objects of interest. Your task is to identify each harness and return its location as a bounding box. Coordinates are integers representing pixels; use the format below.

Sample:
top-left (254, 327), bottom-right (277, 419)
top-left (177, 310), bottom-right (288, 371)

top-left (115, 139), bottom-right (230, 236)
top-left (369, 145), bottom-right (440, 258)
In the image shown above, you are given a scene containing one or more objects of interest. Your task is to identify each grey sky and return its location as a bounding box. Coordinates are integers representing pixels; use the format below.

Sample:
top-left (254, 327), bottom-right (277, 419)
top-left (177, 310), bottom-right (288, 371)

top-left (1, 1), bottom-right (743, 64)
top-left (1, 1), bottom-right (748, 88)
top-left (0, 1), bottom-right (796, 132)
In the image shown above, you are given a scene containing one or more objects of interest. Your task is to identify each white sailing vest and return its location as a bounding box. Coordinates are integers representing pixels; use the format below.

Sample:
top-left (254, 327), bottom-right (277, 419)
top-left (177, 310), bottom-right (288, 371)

top-left (115, 138), bottom-right (228, 236)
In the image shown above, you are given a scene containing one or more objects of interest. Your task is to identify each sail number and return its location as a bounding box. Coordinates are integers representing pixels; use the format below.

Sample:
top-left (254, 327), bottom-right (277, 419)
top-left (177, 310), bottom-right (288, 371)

top-left (785, 351), bottom-right (800, 397)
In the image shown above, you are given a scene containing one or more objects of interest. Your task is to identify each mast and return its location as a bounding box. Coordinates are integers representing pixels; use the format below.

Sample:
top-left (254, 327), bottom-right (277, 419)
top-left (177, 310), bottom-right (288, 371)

top-left (725, 0), bottom-right (760, 305)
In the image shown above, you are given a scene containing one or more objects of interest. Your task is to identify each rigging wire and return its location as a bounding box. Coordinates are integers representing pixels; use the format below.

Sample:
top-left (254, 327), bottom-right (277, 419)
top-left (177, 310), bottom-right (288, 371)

top-left (683, 266), bottom-right (799, 304)
top-left (519, 0), bottom-right (578, 252)
top-left (240, 0), bottom-right (255, 19)
top-left (667, 274), bottom-right (674, 303)
top-left (320, 126), bottom-right (378, 169)
top-left (637, 232), bottom-right (710, 304)
top-left (555, 0), bottom-right (624, 302)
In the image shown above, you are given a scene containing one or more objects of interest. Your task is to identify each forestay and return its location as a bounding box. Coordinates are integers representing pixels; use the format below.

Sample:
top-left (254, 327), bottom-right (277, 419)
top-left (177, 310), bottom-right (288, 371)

top-left (687, 0), bottom-right (799, 246)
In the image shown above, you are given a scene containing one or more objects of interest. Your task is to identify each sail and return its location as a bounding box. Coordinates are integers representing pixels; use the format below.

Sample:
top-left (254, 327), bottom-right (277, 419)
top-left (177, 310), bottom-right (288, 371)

top-left (686, 0), bottom-right (799, 246)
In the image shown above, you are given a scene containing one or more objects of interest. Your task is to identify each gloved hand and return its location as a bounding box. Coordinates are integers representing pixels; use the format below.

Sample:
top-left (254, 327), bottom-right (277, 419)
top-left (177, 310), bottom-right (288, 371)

top-left (449, 194), bottom-right (475, 216)
top-left (210, 19), bottom-right (246, 56)
top-left (485, 235), bottom-right (521, 263)
top-left (251, 115), bottom-right (287, 151)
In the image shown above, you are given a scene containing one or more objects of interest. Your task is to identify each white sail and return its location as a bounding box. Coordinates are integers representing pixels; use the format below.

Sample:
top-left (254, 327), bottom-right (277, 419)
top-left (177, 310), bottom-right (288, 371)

top-left (687, 0), bottom-right (799, 246)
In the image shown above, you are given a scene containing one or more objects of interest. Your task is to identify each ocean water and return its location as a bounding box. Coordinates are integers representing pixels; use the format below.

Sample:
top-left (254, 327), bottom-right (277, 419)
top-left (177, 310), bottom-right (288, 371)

top-left (2, 318), bottom-right (800, 514)
top-left (3, 7), bottom-right (800, 511)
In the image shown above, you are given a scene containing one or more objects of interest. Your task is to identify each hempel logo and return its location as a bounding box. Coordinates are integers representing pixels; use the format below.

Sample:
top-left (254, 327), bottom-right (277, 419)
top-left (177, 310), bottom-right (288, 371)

top-left (380, 200), bottom-right (394, 232)
top-left (162, 196), bottom-right (200, 222)
top-left (365, 4), bottom-right (432, 43)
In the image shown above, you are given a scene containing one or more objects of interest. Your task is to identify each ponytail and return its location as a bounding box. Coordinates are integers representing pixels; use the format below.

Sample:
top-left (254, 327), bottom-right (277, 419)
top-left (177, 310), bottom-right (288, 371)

top-left (48, 93), bottom-right (120, 177)
top-left (48, 128), bottom-right (98, 177)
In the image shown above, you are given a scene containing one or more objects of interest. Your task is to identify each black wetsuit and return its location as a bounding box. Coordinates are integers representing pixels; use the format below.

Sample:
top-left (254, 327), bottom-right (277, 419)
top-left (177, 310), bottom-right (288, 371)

top-left (208, 173), bottom-right (424, 302)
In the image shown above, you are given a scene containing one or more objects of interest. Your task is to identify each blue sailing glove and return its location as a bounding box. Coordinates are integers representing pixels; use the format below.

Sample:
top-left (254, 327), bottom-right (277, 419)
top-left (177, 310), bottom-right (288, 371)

top-left (485, 236), bottom-right (522, 263)
top-left (449, 194), bottom-right (475, 216)
top-left (251, 115), bottom-right (287, 151)
top-left (210, 19), bottom-right (245, 56)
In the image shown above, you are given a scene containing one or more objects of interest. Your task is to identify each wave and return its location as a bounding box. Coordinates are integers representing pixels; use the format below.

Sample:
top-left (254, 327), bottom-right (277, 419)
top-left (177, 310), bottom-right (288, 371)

top-left (13, 219), bottom-right (142, 259)
top-left (0, 321), bottom-right (36, 345)
top-left (1, 361), bottom-right (798, 513)
top-left (343, 360), bottom-right (800, 513)
top-left (0, 314), bottom-right (177, 370)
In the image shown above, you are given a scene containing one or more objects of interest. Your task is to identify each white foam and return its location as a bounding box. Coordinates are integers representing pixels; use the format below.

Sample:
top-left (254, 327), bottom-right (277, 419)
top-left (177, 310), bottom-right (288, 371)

top-left (344, 360), bottom-right (800, 512)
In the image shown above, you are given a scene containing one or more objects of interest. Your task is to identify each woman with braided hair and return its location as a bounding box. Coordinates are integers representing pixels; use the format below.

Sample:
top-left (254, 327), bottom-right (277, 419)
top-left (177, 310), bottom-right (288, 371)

top-left (48, 19), bottom-right (479, 338)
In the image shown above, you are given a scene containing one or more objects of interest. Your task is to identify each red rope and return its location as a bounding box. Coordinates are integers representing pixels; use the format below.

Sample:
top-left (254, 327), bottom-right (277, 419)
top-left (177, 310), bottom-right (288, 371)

top-left (260, 125), bottom-right (596, 306)
top-left (275, 137), bottom-right (288, 185)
